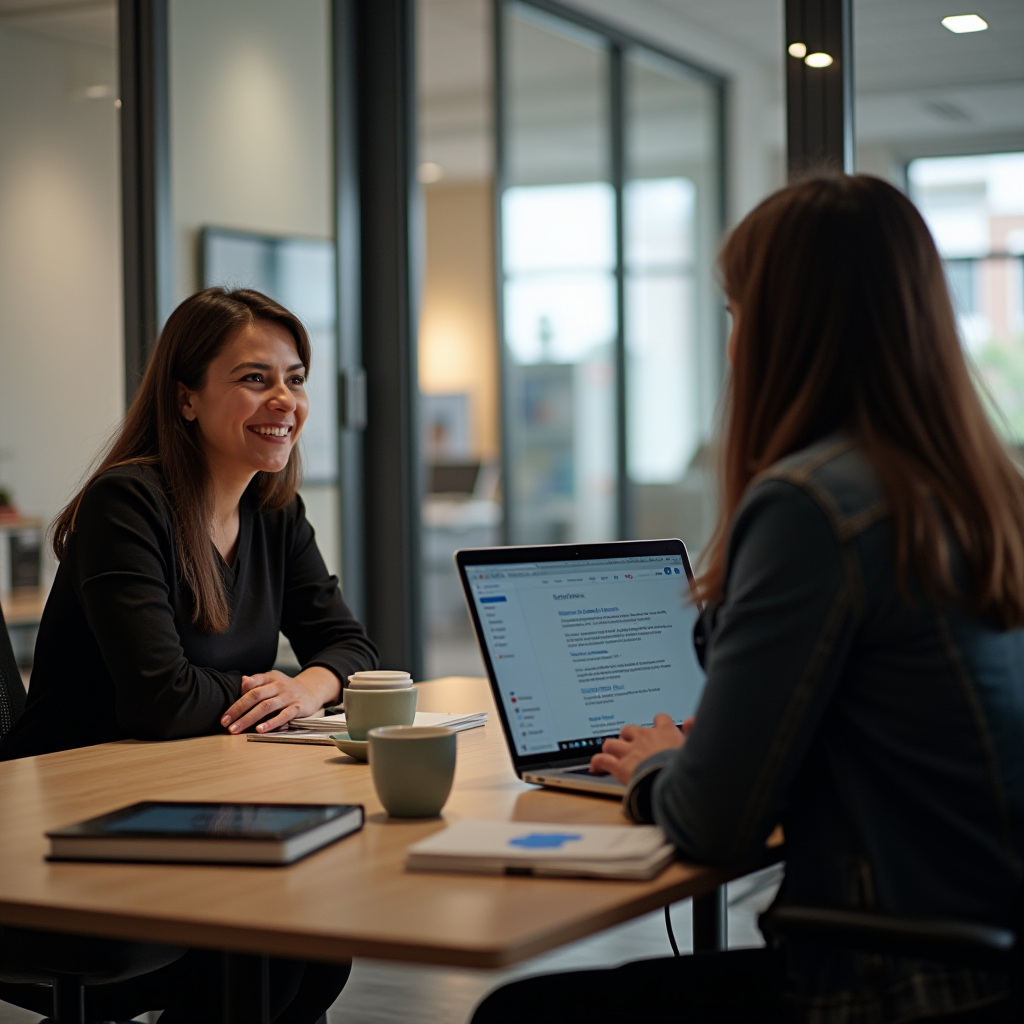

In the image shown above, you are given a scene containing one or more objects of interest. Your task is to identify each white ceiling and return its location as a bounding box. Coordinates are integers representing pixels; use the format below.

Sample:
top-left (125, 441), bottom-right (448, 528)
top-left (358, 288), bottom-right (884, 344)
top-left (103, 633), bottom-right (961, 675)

top-left (640, 0), bottom-right (1024, 93)
top-left (419, 0), bottom-right (1024, 178)
top-left (1, 0), bottom-right (1019, 175)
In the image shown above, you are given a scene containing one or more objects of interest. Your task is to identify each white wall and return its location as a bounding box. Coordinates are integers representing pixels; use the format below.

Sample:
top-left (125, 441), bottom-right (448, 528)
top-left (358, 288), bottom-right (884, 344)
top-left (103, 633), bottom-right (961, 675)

top-left (169, 0), bottom-right (340, 578)
top-left (0, 24), bottom-right (123, 583)
top-left (169, 0), bottom-right (332, 298)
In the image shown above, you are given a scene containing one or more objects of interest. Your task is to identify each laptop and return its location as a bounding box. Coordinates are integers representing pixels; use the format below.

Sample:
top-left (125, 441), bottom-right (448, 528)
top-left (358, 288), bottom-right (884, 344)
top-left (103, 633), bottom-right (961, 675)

top-left (455, 539), bottom-right (705, 797)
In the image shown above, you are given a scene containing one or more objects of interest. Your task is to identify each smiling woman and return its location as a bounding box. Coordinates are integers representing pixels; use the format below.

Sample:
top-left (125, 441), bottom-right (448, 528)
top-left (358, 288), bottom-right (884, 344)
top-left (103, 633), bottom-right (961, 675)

top-left (0, 287), bottom-right (374, 1021)
top-left (0, 287), bottom-right (378, 761)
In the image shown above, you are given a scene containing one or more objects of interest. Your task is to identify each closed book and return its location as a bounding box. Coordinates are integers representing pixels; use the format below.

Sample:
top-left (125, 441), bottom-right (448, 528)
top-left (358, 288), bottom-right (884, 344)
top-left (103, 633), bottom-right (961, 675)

top-left (406, 818), bottom-right (676, 880)
top-left (47, 801), bottom-right (364, 866)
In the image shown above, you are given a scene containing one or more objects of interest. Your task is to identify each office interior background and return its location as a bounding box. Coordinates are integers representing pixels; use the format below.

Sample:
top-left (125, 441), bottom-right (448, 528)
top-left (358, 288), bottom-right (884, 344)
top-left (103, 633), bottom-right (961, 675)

top-left (0, 0), bottom-right (1022, 1020)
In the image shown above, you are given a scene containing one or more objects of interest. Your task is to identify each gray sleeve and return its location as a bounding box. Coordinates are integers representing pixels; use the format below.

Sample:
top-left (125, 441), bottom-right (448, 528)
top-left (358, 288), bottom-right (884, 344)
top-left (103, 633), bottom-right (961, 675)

top-left (650, 478), bottom-right (858, 865)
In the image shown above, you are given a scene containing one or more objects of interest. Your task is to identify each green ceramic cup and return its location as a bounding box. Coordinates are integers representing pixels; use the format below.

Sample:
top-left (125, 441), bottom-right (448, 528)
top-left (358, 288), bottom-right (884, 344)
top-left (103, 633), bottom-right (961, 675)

top-left (345, 686), bottom-right (418, 741)
top-left (368, 726), bottom-right (457, 818)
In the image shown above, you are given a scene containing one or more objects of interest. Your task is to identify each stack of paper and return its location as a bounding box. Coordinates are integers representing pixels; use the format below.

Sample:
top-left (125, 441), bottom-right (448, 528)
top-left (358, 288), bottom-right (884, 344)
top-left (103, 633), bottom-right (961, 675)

top-left (248, 710), bottom-right (488, 745)
top-left (406, 818), bottom-right (676, 880)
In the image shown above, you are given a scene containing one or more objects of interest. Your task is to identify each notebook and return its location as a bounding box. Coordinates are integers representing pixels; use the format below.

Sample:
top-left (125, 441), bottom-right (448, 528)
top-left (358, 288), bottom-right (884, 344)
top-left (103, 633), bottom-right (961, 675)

top-left (248, 710), bottom-right (488, 745)
top-left (406, 818), bottom-right (675, 880)
top-left (47, 801), bottom-right (364, 865)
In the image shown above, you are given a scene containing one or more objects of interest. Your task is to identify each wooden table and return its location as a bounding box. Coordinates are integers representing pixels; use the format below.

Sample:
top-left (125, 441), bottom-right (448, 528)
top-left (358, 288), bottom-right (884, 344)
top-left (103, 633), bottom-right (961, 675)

top-left (0, 677), bottom-right (758, 1020)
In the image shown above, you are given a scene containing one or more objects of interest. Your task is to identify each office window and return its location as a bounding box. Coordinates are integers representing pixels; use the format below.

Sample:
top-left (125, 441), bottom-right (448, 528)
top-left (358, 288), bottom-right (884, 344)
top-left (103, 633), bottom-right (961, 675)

top-left (908, 153), bottom-right (1024, 438)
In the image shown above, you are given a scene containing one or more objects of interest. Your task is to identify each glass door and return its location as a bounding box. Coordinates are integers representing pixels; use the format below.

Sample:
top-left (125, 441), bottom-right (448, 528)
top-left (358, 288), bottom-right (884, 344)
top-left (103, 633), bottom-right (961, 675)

top-left (625, 50), bottom-right (722, 557)
top-left (497, 1), bottom-right (725, 561)
top-left (500, 5), bottom-right (616, 545)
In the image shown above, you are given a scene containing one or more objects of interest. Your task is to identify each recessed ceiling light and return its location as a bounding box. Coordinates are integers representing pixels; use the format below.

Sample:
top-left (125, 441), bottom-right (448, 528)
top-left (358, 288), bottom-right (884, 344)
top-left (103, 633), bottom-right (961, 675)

top-left (804, 52), bottom-right (834, 68)
top-left (941, 14), bottom-right (989, 33)
top-left (418, 161), bottom-right (444, 184)
top-left (787, 42), bottom-right (807, 58)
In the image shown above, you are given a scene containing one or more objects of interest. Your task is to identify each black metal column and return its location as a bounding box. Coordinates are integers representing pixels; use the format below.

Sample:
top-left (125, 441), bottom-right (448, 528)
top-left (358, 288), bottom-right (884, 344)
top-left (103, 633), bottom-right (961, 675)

top-left (353, 0), bottom-right (424, 678)
top-left (610, 43), bottom-right (630, 541)
top-left (118, 0), bottom-right (173, 402)
top-left (332, 0), bottom-right (368, 620)
top-left (784, 0), bottom-right (854, 178)
top-left (493, 0), bottom-right (513, 547)
top-left (693, 887), bottom-right (728, 952)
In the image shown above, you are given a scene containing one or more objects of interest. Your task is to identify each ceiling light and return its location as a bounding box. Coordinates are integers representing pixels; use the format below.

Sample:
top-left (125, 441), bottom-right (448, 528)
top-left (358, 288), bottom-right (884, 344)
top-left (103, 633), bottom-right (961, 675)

top-left (787, 42), bottom-right (807, 58)
top-left (804, 52), bottom-right (834, 67)
top-left (941, 14), bottom-right (989, 33)
top-left (418, 162), bottom-right (444, 184)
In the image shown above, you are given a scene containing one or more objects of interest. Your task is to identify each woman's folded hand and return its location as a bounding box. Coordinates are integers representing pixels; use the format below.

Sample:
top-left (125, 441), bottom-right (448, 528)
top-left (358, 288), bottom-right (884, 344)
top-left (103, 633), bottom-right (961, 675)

top-left (220, 666), bottom-right (342, 734)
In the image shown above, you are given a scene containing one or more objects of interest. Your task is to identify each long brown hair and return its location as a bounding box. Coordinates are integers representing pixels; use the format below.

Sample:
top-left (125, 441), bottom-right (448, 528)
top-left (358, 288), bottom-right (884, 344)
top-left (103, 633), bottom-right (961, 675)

top-left (53, 287), bottom-right (312, 633)
top-left (700, 174), bottom-right (1024, 628)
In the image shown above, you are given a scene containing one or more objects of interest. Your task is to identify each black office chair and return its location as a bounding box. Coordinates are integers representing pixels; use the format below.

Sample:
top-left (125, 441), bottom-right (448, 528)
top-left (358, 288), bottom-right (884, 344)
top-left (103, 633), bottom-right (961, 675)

top-left (0, 602), bottom-right (186, 1024)
top-left (760, 884), bottom-right (1022, 1021)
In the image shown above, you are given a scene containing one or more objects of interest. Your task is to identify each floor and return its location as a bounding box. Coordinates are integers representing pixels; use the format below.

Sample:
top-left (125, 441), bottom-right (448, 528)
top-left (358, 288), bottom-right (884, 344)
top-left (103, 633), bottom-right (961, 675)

top-left (0, 864), bottom-right (782, 1023)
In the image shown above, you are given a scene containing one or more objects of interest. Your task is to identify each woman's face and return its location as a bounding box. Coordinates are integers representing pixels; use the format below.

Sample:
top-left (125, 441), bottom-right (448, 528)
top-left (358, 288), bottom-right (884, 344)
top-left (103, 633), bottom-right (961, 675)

top-left (178, 320), bottom-right (308, 481)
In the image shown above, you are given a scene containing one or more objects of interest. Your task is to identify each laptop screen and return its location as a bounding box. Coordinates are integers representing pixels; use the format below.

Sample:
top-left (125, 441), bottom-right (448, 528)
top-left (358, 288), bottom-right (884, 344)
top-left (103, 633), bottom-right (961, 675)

top-left (462, 548), bottom-right (705, 763)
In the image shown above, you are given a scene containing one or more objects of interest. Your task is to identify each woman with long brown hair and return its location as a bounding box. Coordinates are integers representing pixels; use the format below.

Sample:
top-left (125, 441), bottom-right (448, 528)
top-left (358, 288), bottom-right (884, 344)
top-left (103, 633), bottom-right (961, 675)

top-left (473, 176), bottom-right (1024, 1023)
top-left (0, 287), bottom-right (376, 1021)
top-left (2, 286), bottom-right (376, 762)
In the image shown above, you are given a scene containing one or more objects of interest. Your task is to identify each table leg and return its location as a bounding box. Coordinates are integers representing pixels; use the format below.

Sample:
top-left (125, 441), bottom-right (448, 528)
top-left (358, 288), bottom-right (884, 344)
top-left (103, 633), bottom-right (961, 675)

top-left (222, 951), bottom-right (270, 1024)
top-left (692, 886), bottom-right (727, 952)
top-left (52, 977), bottom-right (85, 1024)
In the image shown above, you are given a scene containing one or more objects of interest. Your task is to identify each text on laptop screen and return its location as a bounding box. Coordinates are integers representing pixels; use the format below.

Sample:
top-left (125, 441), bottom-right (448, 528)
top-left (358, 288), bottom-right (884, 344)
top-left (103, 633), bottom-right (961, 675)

top-left (468, 555), bottom-right (704, 757)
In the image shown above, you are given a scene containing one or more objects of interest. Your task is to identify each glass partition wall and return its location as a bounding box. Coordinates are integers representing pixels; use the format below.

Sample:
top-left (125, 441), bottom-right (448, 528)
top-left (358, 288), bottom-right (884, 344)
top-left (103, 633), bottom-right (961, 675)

top-left (625, 50), bottom-right (723, 558)
top-left (168, 0), bottom-right (337, 672)
top-left (497, 1), bottom-right (724, 561)
top-left (500, 10), bottom-right (615, 546)
top-left (0, 2), bottom-right (122, 673)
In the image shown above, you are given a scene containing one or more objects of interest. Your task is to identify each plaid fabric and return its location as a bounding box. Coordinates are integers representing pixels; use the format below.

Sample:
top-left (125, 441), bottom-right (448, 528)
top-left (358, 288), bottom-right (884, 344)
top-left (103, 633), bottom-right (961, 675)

top-left (793, 964), bottom-right (1010, 1024)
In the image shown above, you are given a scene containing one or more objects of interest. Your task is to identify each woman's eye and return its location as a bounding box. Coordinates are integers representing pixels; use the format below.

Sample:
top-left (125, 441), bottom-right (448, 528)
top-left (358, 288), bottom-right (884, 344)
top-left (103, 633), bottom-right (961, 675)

top-left (241, 373), bottom-right (264, 383)
top-left (289, 376), bottom-right (307, 387)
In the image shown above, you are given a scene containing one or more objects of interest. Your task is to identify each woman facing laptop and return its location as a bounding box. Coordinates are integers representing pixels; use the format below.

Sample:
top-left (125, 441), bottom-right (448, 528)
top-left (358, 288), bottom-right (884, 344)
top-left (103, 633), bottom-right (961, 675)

top-left (0, 287), bottom-right (377, 1022)
top-left (473, 175), bottom-right (1024, 1024)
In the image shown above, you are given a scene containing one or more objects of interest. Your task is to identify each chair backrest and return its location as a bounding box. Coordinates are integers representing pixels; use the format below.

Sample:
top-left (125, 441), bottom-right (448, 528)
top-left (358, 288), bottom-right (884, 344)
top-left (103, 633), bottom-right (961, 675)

top-left (0, 603), bottom-right (26, 739)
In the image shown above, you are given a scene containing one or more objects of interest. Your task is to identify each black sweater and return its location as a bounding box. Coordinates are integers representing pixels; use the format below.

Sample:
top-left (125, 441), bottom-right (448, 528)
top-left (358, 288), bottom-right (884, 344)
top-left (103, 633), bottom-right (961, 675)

top-left (0, 465), bottom-right (377, 760)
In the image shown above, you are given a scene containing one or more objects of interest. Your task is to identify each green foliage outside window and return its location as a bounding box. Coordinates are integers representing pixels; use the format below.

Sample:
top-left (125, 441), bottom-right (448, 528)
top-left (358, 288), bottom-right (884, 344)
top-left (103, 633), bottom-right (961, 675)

top-left (974, 336), bottom-right (1024, 441)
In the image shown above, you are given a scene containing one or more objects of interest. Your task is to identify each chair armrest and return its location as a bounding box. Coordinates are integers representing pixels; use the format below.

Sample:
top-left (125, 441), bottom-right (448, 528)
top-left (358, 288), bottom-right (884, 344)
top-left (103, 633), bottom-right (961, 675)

top-left (759, 906), bottom-right (1016, 967)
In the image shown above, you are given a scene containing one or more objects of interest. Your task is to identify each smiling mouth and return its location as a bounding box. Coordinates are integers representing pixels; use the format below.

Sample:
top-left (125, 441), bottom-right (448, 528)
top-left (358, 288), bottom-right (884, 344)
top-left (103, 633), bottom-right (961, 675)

top-left (248, 425), bottom-right (293, 437)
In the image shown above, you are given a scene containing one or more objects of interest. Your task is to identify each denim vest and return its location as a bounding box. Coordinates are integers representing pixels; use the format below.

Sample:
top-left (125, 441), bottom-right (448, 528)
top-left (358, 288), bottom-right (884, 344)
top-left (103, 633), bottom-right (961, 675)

top-left (627, 437), bottom-right (1023, 1023)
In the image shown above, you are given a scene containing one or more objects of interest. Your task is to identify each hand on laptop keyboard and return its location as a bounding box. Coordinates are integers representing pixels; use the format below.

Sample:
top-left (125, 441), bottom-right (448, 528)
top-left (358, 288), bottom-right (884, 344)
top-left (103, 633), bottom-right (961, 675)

top-left (589, 713), bottom-right (687, 785)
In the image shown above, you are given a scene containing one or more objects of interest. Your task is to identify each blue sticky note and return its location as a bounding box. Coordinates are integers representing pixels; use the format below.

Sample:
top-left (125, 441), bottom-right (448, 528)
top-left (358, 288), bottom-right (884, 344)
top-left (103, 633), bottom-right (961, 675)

top-left (509, 832), bottom-right (583, 849)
